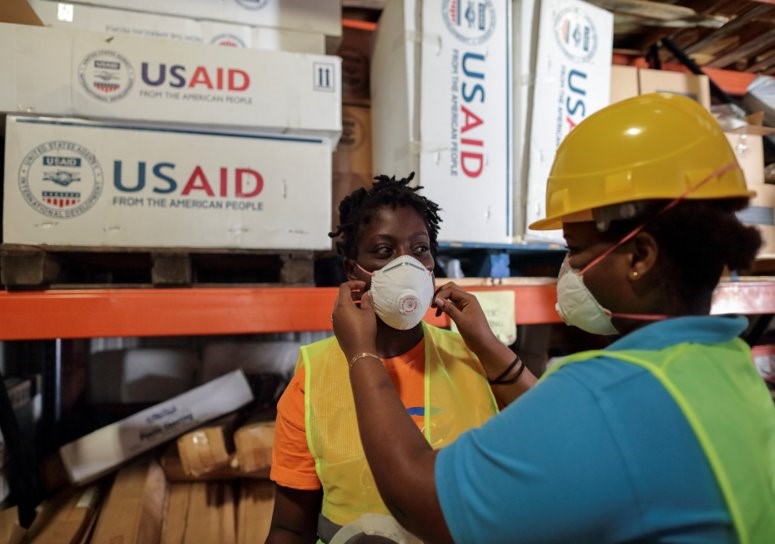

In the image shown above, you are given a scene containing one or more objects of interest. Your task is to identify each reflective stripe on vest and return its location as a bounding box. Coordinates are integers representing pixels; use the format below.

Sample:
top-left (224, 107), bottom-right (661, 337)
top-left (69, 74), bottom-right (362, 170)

top-left (544, 338), bottom-right (775, 543)
top-left (302, 322), bottom-right (498, 529)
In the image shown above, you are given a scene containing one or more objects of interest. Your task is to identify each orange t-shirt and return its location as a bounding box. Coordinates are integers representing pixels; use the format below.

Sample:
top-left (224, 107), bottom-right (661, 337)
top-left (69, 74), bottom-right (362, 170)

top-left (270, 339), bottom-right (427, 490)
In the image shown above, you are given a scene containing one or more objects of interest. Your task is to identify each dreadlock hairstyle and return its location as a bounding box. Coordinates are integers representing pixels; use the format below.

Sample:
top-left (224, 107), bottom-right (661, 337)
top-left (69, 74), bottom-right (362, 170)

top-left (329, 172), bottom-right (443, 258)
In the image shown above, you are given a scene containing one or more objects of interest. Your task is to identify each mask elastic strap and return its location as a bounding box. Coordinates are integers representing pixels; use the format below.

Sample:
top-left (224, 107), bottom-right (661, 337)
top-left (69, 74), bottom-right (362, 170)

top-left (579, 161), bottom-right (738, 276)
top-left (355, 262), bottom-right (375, 277)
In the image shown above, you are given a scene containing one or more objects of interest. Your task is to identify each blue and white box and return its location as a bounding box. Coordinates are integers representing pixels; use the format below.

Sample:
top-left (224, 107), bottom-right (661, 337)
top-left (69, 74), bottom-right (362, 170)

top-left (371, 0), bottom-right (513, 245)
top-left (3, 116), bottom-right (333, 249)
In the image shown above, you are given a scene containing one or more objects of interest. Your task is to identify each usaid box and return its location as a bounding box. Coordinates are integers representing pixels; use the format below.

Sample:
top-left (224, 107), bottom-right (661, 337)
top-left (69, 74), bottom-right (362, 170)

top-left (37, 0), bottom-right (342, 37)
top-left (27, 0), bottom-right (326, 54)
top-left (3, 116), bottom-right (333, 249)
top-left (0, 22), bottom-right (341, 142)
top-left (523, 0), bottom-right (612, 243)
top-left (371, 0), bottom-right (512, 245)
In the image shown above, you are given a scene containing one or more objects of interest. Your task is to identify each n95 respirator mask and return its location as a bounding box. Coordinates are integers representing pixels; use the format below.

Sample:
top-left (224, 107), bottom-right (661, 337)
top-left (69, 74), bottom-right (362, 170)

top-left (358, 255), bottom-right (435, 330)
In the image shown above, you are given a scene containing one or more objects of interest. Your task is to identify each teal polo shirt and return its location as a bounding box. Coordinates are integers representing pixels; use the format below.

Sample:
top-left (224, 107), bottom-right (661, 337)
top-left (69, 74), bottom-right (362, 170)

top-left (436, 316), bottom-right (748, 544)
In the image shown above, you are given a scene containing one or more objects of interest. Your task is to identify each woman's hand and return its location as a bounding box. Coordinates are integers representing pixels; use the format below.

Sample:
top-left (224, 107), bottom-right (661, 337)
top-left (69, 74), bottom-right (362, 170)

top-left (332, 280), bottom-right (378, 360)
top-left (433, 282), bottom-right (499, 355)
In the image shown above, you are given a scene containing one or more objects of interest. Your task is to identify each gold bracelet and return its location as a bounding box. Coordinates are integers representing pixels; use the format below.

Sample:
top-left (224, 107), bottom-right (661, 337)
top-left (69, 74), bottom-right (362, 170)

top-left (348, 352), bottom-right (381, 370)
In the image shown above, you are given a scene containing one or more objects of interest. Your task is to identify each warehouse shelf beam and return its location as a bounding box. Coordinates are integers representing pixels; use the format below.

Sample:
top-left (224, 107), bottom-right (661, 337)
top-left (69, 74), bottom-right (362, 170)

top-left (1, 280), bottom-right (774, 340)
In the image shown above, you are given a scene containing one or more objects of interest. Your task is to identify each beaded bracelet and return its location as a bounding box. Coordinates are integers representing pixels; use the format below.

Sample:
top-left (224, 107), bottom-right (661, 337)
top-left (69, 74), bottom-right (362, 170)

top-left (348, 352), bottom-right (381, 370)
top-left (488, 356), bottom-right (525, 386)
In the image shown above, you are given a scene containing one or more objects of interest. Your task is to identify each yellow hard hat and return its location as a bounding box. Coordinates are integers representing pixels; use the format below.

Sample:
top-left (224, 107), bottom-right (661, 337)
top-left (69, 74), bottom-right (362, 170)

top-left (529, 93), bottom-right (752, 230)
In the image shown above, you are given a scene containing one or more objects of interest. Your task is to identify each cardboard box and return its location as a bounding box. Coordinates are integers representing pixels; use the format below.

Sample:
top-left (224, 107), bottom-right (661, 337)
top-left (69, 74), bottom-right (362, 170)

top-left (4, 116), bottom-right (333, 250)
top-left (638, 68), bottom-right (710, 110)
top-left (338, 26), bottom-right (372, 106)
top-left (237, 481), bottom-right (275, 544)
top-left (27, 0), bottom-right (326, 54)
top-left (524, 0), bottom-right (613, 243)
top-left (177, 426), bottom-right (231, 477)
top-left (89, 348), bottom-right (199, 404)
top-left (610, 65), bottom-right (639, 104)
top-left (609, 65), bottom-right (710, 109)
top-left (159, 443), bottom-right (268, 481)
top-left (371, 0), bottom-right (513, 244)
top-left (0, 0), bottom-right (42, 25)
top-left (58, 370), bottom-right (254, 484)
top-left (36, 0), bottom-right (341, 37)
top-left (0, 22), bottom-right (341, 141)
top-left (90, 458), bottom-right (167, 544)
top-left (234, 420), bottom-right (275, 474)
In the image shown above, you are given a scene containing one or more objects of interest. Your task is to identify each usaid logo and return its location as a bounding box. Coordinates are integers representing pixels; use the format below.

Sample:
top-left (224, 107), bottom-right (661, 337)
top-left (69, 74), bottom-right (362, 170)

top-left (18, 141), bottom-right (104, 219)
top-left (235, 0), bottom-right (269, 10)
top-left (443, 0), bottom-right (496, 45)
top-left (553, 6), bottom-right (598, 62)
top-left (78, 50), bottom-right (134, 102)
top-left (210, 33), bottom-right (247, 47)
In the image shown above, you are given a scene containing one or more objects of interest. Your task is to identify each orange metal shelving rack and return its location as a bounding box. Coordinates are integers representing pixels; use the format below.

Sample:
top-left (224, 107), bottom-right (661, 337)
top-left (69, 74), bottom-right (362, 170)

top-left (1, 280), bottom-right (774, 340)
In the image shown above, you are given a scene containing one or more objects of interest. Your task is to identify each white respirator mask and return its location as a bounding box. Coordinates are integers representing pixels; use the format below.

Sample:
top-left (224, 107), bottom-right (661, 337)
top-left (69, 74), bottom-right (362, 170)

top-left (357, 255), bottom-right (435, 330)
top-left (556, 256), bottom-right (619, 335)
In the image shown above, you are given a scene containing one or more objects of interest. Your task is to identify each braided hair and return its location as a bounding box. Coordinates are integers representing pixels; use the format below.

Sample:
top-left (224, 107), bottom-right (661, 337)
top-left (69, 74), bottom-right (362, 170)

top-left (330, 172), bottom-right (442, 258)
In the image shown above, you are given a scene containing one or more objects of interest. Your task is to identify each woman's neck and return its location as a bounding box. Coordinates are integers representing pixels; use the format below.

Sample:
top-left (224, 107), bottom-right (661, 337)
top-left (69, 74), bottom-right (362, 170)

top-left (374, 320), bottom-right (424, 359)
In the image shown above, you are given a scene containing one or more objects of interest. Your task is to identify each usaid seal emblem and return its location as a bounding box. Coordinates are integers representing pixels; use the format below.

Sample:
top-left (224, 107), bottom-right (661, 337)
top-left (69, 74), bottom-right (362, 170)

top-left (78, 50), bottom-right (134, 102)
top-left (553, 7), bottom-right (597, 62)
top-left (443, 0), bottom-right (496, 45)
top-left (210, 33), bottom-right (246, 47)
top-left (18, 141), bottom-right (104, 219)
top-left (235, 0), bottom-right (269, 10)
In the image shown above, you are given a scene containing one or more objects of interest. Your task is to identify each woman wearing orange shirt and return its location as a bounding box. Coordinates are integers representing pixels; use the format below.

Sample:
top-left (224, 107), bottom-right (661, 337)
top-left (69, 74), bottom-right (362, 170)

top-left (266, 174), bottom-right (536, 543)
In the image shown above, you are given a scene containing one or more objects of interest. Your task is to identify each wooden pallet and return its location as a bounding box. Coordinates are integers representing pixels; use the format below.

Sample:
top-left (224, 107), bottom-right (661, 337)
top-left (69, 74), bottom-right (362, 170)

top-left (0, 244), bottom-right (315, 289)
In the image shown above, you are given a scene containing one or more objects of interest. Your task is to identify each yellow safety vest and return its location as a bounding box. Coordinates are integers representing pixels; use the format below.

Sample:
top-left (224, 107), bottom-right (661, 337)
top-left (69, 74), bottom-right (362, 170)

top-left (545, 337), bottom-right (775, 543)
top-left (301, 322), bottom-right (498, 535)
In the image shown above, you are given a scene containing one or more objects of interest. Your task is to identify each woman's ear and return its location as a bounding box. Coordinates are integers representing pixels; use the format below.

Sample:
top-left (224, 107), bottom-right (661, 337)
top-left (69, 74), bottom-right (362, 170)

top-left (343, 258), bottom-right (358, 280)
top-left (629, 232), bottom-right (659, 281)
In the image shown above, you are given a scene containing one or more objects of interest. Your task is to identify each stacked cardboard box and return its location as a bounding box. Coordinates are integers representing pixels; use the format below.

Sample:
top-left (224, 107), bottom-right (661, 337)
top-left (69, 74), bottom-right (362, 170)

top-left (26, 0), bottom-right (332, 54)
top-left (523, 0), bottom-right (614, 244)
top-left (1, 1), bottom-right (342, 251)
top-left (371, 0), bottom-right (514, 245)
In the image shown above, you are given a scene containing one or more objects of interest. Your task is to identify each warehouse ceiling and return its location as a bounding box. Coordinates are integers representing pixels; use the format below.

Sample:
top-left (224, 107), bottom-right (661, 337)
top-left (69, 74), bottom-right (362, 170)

top-left (596, 0), bottom-right (775, 75)
top-left (343, 0), bottom-right (775, 76)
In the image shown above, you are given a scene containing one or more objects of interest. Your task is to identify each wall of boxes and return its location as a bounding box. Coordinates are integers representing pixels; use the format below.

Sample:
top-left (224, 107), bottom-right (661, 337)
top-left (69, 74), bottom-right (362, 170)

top-left (1, 0), bottom-right (772, 252)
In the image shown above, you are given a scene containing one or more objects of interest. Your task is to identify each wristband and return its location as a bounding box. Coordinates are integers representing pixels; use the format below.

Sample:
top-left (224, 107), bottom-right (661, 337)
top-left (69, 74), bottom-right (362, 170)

top-left (348, 352), bottom-right (381, 370)
top-left (488, 356), bottom-right (524, 385)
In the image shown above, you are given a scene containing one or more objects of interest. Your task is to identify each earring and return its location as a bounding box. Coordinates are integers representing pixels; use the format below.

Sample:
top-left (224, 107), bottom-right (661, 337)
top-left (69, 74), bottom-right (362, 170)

top-left (631, 270), bottom-right (639, 278)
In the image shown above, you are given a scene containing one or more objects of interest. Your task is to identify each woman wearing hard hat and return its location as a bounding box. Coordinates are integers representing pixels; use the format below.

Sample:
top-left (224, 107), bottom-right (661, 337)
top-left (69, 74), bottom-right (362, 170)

top-left (331, 93), bottom-right (775, 543)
